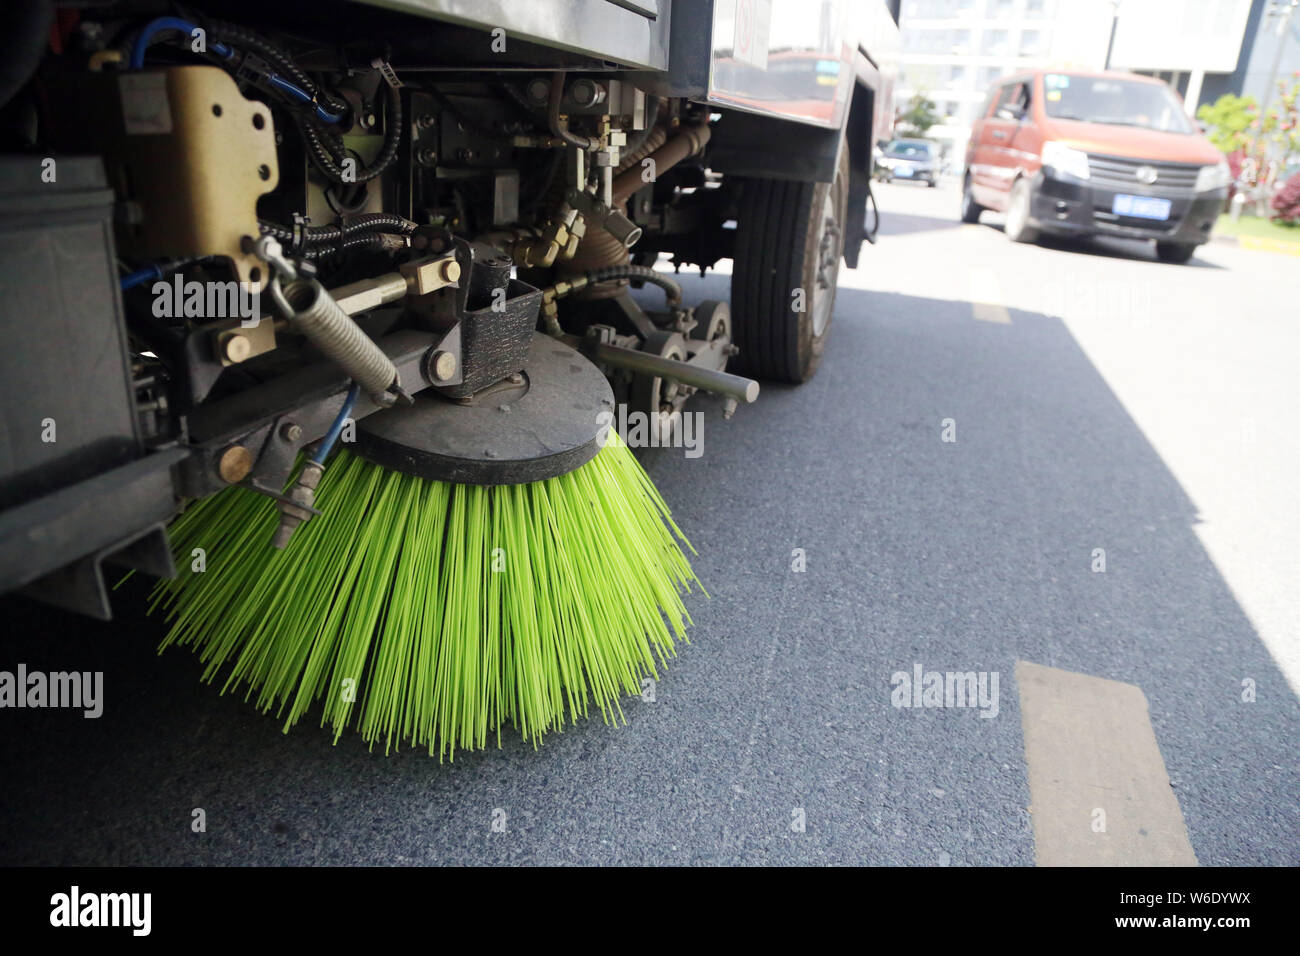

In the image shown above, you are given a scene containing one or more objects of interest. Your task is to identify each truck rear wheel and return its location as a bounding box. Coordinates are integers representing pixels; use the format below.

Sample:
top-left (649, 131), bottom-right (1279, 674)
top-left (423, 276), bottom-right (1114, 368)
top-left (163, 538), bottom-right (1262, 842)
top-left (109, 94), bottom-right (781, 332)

top-left (731, 147), bottom-right (848, 383)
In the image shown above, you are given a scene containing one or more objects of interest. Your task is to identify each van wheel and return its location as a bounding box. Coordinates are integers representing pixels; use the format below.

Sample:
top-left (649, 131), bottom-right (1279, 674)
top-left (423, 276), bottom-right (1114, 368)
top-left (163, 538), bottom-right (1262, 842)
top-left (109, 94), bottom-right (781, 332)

top-left (1155, 241), bottom-right (1196, 264)
top-left (960, 174), bottom-right (982, 223)
top-left (1004, 177), bottom-right (1039, 243)
top-left (731, 146), bottom-right (848, 383)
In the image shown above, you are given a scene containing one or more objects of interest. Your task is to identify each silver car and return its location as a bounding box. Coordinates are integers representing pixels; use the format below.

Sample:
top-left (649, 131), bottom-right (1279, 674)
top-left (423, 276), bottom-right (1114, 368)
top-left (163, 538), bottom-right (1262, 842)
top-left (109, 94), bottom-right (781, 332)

top-left (876, 139), bottom-right (939, 187)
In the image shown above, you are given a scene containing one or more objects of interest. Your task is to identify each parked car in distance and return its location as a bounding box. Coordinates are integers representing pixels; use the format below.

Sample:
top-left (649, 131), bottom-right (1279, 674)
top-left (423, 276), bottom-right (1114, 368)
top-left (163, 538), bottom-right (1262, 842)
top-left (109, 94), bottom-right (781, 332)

top-left (877, 138), bottom-right (940, 186)
top-left (961, 70), bottom-right (1230, 263)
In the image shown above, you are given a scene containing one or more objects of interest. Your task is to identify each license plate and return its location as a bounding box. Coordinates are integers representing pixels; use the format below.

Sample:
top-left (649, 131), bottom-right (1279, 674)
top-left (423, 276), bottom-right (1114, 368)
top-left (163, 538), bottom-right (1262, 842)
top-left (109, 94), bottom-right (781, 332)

top-left (1112, 194), bottom-right (1171, 220)
top-left (895, 166), bottom-right (912, 177)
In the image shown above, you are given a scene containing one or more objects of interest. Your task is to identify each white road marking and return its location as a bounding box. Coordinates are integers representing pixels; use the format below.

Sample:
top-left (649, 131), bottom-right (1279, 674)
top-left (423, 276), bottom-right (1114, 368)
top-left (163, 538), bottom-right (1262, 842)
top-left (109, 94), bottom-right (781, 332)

top-left (1016, 661), bottom-right (1197, 867)
top-left (969, 268), bottom-right (1011, 324)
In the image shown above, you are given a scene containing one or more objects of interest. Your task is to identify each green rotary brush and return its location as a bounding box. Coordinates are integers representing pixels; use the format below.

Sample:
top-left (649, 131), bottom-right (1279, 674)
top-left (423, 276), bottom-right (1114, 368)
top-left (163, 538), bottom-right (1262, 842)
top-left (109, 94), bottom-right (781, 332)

top-left (149, 334), bottom-right (703, 760)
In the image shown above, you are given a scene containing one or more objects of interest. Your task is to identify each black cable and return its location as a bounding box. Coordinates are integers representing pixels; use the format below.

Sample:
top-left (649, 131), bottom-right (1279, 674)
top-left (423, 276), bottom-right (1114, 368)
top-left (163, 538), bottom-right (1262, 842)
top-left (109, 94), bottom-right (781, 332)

top-left (258, 213), bottom-right (416, 252)
top-left (300, 233), bottom-right (388, 259)
top-left (864, 180), bottom-right (880, 245)
top-left (297, 81), bottom-right (403, 185)
top-left (204, 18), bottom-right (349, 118)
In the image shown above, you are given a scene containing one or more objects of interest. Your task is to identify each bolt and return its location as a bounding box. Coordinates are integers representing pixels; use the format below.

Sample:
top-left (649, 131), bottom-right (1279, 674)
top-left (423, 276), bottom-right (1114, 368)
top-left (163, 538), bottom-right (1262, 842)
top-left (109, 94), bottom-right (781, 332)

top-left (417, 113), bottom-right (436, 130)
top-left (439, 259), bottom-right (461, 283)
top-left (569, 78), bottom-right (604, 108)
top-left (217, 445), bottom-right (254, 484)
top-left (525, 78), bottom-right (550, 104)
top-left (508, 372), bottom-right (524, 385)
top-left (417, 148), bottom-right (437, 166)
top-left (280, 422), bottom-right (303, 443)
top-left (430, 350), bottom-right (457, 382)
top-left (222, 333), bottom-right (253, 363)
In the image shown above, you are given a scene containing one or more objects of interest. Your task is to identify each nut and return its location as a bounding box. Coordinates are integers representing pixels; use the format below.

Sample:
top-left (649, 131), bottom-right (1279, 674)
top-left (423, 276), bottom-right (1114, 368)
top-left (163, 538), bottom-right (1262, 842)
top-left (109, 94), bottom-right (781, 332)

top-left (217, 445), bottom-right (254, 484)
top-left (280, 422), bottom-right (303, 442)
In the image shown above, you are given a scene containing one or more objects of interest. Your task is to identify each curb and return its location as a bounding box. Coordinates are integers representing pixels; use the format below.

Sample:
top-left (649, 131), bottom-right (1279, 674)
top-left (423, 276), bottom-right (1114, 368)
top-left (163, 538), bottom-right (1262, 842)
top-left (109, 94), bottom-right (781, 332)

top-left (1237, 235), bottom-right (1300, 256)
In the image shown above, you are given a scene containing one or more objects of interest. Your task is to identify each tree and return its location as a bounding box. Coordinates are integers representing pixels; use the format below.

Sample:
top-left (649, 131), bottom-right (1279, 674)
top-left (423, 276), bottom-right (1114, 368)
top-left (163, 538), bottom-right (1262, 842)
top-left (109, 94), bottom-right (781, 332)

top-left (895, 93), bottom-right (940, 138)
top-left (1200, 75), bottom-right (1300, 215)
top-left (1239, 74), bottom-right (1300, 214)
top-left (1196, 93), bottom-right (1256, 154)
top-left (1272, 171), bottom-right (1300, 224)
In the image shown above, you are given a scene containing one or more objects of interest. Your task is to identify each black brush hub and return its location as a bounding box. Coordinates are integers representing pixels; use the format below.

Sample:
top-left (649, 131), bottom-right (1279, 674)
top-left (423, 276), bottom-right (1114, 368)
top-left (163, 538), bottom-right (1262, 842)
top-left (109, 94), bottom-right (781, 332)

top-left (355, 333), bottom-right (614, 485)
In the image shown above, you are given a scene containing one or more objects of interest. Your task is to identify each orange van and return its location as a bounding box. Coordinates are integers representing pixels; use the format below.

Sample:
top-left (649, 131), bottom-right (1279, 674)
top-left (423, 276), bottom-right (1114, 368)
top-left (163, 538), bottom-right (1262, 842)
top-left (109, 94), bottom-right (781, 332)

top-left (961, 69), bottom-right (1230, 263)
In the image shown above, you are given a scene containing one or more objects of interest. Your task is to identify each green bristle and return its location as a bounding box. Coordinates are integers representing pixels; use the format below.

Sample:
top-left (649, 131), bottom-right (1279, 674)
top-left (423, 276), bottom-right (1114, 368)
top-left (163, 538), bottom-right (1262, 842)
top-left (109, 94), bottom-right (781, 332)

top-left (149, 432), bottom-right (702, 760)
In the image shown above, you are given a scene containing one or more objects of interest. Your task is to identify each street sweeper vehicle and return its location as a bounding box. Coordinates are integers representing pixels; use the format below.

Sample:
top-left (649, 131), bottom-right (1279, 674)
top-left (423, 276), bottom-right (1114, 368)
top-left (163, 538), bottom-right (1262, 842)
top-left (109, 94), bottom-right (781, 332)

top-left (0, 0), bottom-right (900, 756)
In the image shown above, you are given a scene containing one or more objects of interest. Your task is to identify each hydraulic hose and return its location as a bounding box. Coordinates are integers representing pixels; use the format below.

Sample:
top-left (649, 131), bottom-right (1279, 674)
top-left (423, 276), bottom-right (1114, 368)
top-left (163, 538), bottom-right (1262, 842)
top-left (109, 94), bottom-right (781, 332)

top-left (205, 19), bottom-right (349, 119)
top-left (581, 266), bottom-right (682, 306)
top-left (547, 71), bottom-right (599, 151)
top-left (129, 17), bottom-right (343, 125)
top-left (297, 81), bottom-right (403, 184)
top-left (258, 213), bottom-right (417, 250)
top-left (612, 122), bottom-right (712, 203)
top-left (299, 234), bottom-right (390, 259)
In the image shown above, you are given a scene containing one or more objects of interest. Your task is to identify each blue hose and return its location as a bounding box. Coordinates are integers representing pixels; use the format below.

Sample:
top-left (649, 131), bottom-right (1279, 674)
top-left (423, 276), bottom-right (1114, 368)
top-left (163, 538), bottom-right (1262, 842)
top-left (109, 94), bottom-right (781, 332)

top-left (130, 17), bottom-right (233, 69)
top-left (312, 384), bottom-right (361, 465)
top-left (119, 263), bottom-right (165, 292)
top-left (129, 17), bottom-right (342, 124)
top-left (265, 73), bottom-right (346, 125)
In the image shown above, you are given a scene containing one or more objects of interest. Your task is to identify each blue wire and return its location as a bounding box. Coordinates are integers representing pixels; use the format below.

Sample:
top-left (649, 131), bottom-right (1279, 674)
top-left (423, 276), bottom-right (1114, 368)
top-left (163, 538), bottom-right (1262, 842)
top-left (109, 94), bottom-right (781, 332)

top-left (119, 263), bottom-right (165, 291)
top-left (265, 73), bottom-right (345, 124)
top-left (313, 384), bottom-right (361, 465)
top-left (130, 17), bottom-right (233, 69)
top-left (129, 17), bottom-right (342, 124)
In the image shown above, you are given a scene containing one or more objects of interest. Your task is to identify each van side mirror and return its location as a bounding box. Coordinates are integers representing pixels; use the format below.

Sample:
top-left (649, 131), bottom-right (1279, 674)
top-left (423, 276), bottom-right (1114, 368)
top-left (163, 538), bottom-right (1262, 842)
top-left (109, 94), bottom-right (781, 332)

top-left (995, 105), bottom-right (1024, 122)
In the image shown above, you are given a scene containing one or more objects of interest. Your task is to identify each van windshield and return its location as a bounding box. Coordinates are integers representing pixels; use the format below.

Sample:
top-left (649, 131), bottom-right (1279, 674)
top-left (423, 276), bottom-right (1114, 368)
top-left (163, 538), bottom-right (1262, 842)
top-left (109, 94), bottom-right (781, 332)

top-left (1042, 74), bottom-right (1193, 134)
top-left (884, 141), bottom-right (933, 159)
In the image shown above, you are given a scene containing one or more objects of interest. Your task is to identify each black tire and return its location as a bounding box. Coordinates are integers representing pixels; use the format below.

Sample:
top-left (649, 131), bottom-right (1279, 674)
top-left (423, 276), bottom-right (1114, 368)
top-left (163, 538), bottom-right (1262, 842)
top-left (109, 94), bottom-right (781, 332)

top-left (1155, 241), bottom-right (1196, 264)
top-left (1004, 176), bottom-right (1039, 243)
top-left (926, 177), bottom-right (937, 188)
top-left (960, 173), bottom-right (983, 223)
top-left (731, 145), bottom-right (848, 383)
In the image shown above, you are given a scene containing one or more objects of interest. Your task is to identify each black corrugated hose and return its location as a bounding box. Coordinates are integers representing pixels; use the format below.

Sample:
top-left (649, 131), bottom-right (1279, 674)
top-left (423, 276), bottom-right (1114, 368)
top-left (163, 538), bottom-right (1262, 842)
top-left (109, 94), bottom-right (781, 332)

top-left (584, 265), bottom-right (682, 306)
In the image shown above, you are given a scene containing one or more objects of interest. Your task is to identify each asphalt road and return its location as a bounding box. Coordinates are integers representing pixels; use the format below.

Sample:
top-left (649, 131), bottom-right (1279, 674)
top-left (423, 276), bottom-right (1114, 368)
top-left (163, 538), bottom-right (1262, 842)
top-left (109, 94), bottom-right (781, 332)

top-left (1, 178), bottom-right (1297, 865)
